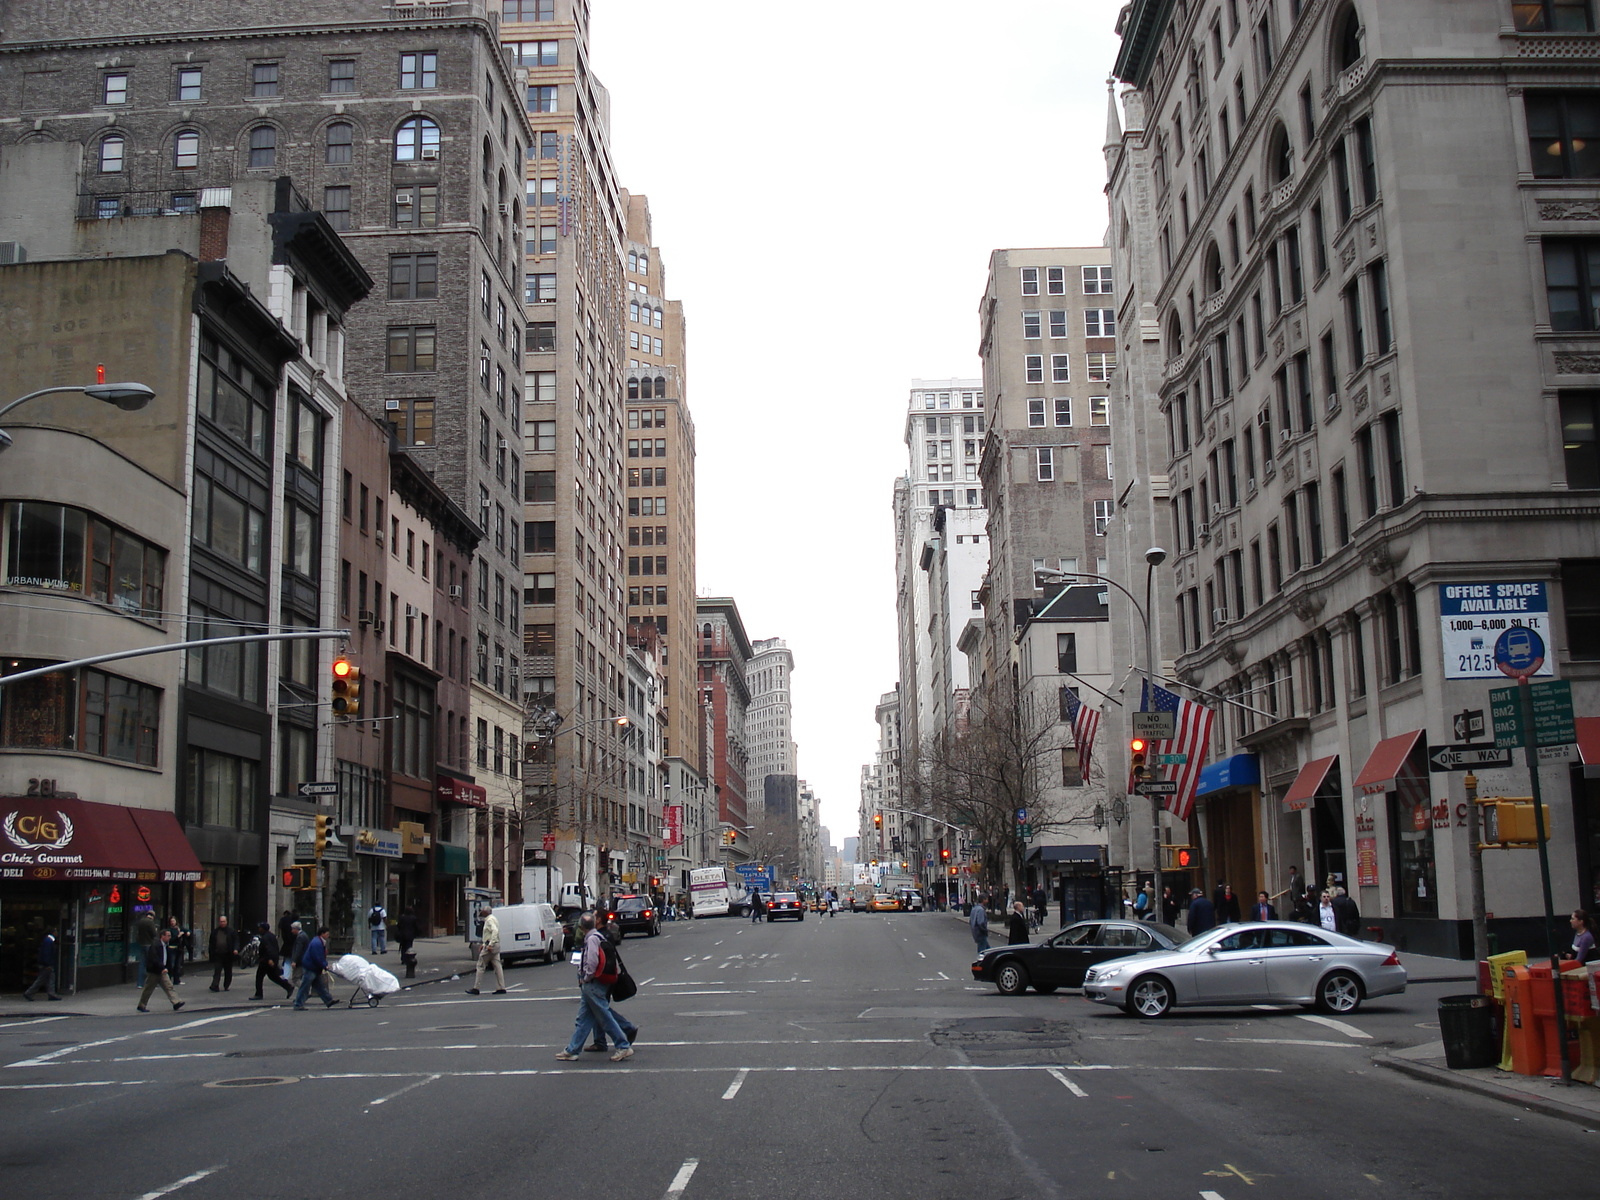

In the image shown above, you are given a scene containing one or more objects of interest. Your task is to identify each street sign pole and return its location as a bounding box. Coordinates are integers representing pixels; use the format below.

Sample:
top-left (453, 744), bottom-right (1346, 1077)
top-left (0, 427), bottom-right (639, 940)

top-left (1464, 770), bottom-right (1488, 962)
top-left (1517, 675), bottom-right (1571, 1085)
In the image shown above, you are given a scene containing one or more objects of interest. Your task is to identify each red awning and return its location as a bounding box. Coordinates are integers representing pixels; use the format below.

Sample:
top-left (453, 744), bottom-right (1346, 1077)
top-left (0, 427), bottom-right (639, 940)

top-left (0, 797), bottom-right (159, 881)
top-left (128, 808), bottom-right (204, 882)
top-left (1354, 729), bottom-right (1425, 796)
top-left (1282, 755), bottom-right (1337, 812)
top-left (1576, 717), bottom-right (1600, 777)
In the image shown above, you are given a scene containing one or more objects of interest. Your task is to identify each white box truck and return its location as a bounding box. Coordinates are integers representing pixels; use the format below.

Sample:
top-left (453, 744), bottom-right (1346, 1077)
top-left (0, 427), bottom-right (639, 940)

top-left (689, 866), bottom-right (748, 917)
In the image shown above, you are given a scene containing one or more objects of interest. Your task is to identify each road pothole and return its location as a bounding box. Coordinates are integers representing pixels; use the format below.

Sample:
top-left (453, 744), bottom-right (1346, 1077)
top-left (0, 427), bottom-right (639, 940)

top-left (205, 1076), bottom-right (299, 1088)
top-left (930, 1017), bottom-right (1079, 1050)
top-left (172, 1032), bottom-right (235, 1041)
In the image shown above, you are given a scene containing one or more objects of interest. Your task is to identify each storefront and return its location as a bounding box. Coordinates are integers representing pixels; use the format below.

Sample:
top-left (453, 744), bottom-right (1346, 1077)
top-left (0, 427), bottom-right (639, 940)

top-left (434, 841), bottom-right (470, 937)
top-left (1574, 718), bottom-right (1600, 911)
top-left (1026, 844), bottom-right (1110, 922)
top-left (1195, 754), bottom-right (1262, 900)
top-left (1282, 755), bottom-right (1345, 897)
top-left (0, 797), bottom-right (202, 993)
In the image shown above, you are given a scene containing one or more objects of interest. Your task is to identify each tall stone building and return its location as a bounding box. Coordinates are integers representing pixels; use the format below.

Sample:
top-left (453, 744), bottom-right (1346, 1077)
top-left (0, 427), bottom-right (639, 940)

top-left (696, 597), bottom-right (752, 860)
top-left (1107, 0), bottom-right (1600, 954)
top-left (747, 636), bottom-right (797, 818)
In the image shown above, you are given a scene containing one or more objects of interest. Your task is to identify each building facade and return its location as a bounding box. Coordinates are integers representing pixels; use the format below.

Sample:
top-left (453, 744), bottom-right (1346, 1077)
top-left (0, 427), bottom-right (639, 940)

top-left (696, 597), bottom-right (752, 861)
top-left (1108, 0), bottom-right (1600, 954)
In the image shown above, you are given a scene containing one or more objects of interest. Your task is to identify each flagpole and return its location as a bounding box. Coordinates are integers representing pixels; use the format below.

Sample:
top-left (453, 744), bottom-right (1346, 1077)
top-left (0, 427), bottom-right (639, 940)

top-left (1143, 550), bottom-right (1166, 918)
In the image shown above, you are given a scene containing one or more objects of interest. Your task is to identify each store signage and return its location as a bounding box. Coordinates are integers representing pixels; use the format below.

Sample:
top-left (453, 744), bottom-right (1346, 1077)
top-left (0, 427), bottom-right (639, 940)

top-left (663, 804), bottom-right (683, 848)
top-left (398, 821), bottom-right (429, 855)
top-left (1439, 582), bottom-right (1552, 679)
top-left (354, 828), bottom-right (403, 858)
top-left (1, 805), bottom-right (92, 875)
top-left (1356, 837), bottom-right (1379, 888)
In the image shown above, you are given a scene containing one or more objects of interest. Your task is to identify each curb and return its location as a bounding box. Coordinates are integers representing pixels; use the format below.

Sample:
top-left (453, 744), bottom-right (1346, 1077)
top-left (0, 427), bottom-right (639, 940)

top-left (1375, 1054), bottom-right (1600, 1130)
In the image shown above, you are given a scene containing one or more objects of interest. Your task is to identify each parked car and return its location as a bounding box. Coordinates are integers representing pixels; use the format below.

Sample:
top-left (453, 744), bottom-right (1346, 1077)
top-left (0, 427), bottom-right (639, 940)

top-left (1082, 922), bottom-right (1407, 1017)
top-left (867, 893), bottom-right (900, 912)
top-left (766, 891), bottom-right (805, 921)
top-left (489, 903), bottom-right (566, 966)
top-left (602, 894), bottom-right (661, 937)
top-left (972, 919), bottom-right (1185, 995)
top-left (896, 889), bottom-right (924, 912)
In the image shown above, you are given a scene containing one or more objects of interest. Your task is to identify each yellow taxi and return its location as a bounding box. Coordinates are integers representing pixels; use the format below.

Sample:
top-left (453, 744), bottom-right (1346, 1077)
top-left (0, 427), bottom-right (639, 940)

top-left (867, 893), bottom-right (901, 912)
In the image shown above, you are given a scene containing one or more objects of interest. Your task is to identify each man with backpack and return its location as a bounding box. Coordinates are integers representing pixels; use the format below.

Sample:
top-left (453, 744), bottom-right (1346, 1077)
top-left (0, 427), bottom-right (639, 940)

top-left (555, 912), bottom-right (633, 1063)
top-left (587, 920), bottom-right (640, 1054)
top-left (368, 900), bottom-right (388, 955)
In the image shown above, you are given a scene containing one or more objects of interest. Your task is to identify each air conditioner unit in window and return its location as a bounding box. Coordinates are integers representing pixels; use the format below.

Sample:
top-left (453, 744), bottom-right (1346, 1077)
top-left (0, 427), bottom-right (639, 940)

top-left (449, 585), bottom-right (464, 599)
top-left (358, 609), bottom-right (377, 626)
top-left (1280, 429), bottom-right (1293, 444)
top-left (372, 618), bottom-right (386, 634)
top-left (498, 203), bottom-right (510, 215)
top-left (1213, 607), bottom-right (1231, 625)
top-left (405, 604), bottom-right (419, 618)
top-left (1197, 521), bottom-right (1211, 539)
top-left (374, 533), bottom-right (385, 550)
top-left (1247, 476), bottom-right (1257, 492)
top-left (498, 437), bottom-right (508, 449)
top-left (384, 399), bottom-right (401, 410)
top-left (420, 146), bottom-right (439, 160)
top-left (395, 190), bottom-right (413, 206)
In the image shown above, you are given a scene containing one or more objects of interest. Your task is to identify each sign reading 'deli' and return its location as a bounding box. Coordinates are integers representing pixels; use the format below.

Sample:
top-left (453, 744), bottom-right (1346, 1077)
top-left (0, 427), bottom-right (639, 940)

top-left (1438, 582), bottom-right (1553, 680)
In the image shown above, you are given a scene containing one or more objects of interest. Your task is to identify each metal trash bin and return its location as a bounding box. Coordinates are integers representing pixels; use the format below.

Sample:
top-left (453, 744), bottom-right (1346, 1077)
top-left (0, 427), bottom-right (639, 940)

top-left (1439, 994), bottom-right (1498, 1069)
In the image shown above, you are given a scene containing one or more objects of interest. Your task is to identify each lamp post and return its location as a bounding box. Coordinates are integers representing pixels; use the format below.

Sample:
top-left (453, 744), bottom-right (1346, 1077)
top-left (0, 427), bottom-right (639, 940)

top-left (0, 381), bottom-right (156, 452)
top-left (524, 709), bottom-right (629, 904)
top-left (1037, 547), bottom-right (1167, 916)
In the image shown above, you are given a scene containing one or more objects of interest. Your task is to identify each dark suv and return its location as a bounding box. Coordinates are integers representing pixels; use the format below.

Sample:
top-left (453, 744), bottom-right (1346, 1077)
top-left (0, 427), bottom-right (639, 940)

top-left (603, 894), bottom-right (661, 937)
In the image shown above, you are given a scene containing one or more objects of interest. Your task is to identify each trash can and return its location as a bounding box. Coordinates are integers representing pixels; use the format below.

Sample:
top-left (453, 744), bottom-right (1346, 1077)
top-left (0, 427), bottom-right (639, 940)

top-left (1438, 994), bottom-right (1498, 1070)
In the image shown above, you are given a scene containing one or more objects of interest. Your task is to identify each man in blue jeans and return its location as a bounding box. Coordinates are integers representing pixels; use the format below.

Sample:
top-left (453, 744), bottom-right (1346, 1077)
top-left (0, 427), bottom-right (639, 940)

top-left (292, 926), bottom-right (339, 1010)
top-left (555, 913), bottom-right (632, 1062)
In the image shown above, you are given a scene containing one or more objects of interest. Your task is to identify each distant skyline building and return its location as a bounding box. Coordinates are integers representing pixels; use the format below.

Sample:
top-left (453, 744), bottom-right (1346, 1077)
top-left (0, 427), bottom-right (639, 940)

top-left (747, 636), bottom-right (797, 819)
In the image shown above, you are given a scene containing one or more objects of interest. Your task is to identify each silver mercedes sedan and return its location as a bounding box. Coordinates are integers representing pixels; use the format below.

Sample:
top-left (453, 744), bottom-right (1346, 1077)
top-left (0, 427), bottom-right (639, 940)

top-left (1082, 921), bottom-right (1407, 1017)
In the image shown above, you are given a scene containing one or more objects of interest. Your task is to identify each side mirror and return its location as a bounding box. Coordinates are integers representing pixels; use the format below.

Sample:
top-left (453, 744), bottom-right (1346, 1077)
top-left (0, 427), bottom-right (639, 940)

top-left (1205, 944), bottom-right (1220, 955)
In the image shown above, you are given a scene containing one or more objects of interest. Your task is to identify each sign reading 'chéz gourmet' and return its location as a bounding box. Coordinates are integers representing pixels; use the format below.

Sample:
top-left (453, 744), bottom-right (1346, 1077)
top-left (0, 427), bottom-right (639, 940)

top-left (1, 798), bottom-right (203, 882)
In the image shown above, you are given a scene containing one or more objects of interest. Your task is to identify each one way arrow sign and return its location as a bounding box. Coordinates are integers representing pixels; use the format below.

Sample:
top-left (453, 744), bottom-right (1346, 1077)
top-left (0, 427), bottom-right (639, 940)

top-left (1427, 744), bottom-right (1513, 773)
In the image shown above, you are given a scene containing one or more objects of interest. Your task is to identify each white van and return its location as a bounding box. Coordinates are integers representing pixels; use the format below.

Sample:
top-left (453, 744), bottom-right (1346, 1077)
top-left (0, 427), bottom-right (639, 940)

top-left (491, 902), bottom-right (565, 966)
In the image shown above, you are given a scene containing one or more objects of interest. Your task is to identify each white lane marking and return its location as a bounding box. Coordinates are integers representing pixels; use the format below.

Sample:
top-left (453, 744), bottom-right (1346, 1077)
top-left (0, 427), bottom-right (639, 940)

top-left (0, 1080), bottom-right (150, 1091)
top-left (1046, 1067), bottom-right (1088, 1097)
top-left (396, 995), bottom-right (572, 1008)
top-left (936, 972), bottom-right (950, 980)
top-left (6, 1008), bottom-right (263, 1069)
top-left (701, 955), bottom-right (714, 961)
top-left (370, 1073), bottom-right (440, 1107)
top-left (0, 1016), bottom-right (68, 1030)
top-left (714, 941), bottom-right (723, 946)
top-left (71, 1038), bottom-right (928, 1063)
top-left (682, 956), bottom-right (695, 962)
top-left (721, 1068), bottom-right (749, 1100)
top-left (132, 1167), bottom-right (223, 1200)
top-left (279, 1062), bottom-right (1283, 1084)
top-left (1201, 1193), bottom-right (1228, 1200)
top-left (917, 951), bottom-right (926, 958)
top-left (637, 977), bottom-right (656, 987)
top-left (663, 1158), bottom-right (699, 1200)
top-left (1296, 1013), bottom-right (1371, 1039)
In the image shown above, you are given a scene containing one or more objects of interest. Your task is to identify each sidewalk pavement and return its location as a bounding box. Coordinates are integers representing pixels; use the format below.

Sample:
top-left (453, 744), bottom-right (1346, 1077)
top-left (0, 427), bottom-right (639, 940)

top-left (0, 935), bottom-right (483, 1021)
top-left (1378, 1040), bottom-right (1600, 1130)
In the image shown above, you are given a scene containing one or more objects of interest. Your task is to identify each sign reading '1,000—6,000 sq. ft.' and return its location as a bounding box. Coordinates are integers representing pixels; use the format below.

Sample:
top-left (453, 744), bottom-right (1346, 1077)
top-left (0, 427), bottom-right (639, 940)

top-left (1438, 581), bottom-right (1553, 680)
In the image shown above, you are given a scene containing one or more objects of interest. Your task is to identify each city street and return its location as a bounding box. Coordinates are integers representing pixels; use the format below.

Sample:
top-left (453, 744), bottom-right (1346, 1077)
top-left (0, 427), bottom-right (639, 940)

top-left (1, 911), bottom-right (1594, 1200)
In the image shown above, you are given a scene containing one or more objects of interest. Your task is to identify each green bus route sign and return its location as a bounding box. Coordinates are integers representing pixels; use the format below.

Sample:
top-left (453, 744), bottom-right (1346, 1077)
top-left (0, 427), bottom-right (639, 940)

top-left (1490, 679), bottom-right (1574, 750)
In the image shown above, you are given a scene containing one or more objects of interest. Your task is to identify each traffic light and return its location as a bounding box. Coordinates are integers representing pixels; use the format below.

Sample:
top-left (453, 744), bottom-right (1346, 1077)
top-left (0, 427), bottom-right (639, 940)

top-left (873, 813), bottom-right (882, 830)
top-left (940, 846), bottom-right (951, 862)
top-left (722, 829), bottom-right (736, 845)
top-left (1129, 737), bottom-right (1148, 779)
top-left (281, 865), bottom-right (318, 890)
top-left (1479, 798), bottom-right (1548, 846)
top-left (332, 657), bottom-right (362, 716)
top-left (1163, 844), bottom-right (1197, 871)
top-left (314, 814), bottom-right (331, 857)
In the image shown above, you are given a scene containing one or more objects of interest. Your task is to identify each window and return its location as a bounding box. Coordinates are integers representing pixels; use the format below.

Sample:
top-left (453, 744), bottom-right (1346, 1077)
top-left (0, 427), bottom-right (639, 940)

top-left (1354, 116), bottom-right (1378, 206)
top-left (400, 51), bottom-right (437, 89)
top-left (176, 67), bottom-right (202, 101)
top-left (1046, 266), bottom-right (1066, 295)
top-left (193, 475), bottom-right (265, 573)
top-left (248, 126), bottom-right (276, 169)
top-left (1094, 499), bottom-right (1114, 535)
top-left (1332, 466), bottom-right (1351, 544)
top-left (328, 59), bottom-right (356, 93)
top-left (1562, 559), bottom-right (1600, 658)
top-left (1022, 311), bottom-right (1041, 339)
top-left (525, 469), bottom-right (556, 502)
top-left (1053, 398), bottom-right (1072, 426)
top-left (323, 121), bottom-right (354, 165)
top-left (389, 253), bottom-right (438, 300)
top-left (174, 130), bottom-right (200, 170)
top-left (1035, 447), bottom-right (1055, 481)
top-left (1381, 410), bottom-right (1405, 508)
top-left (1284, 225), bottom-right (1304, 303)
top-left (102, 72), bottom-right (128, 105)
top-left (530, 223), bottom-right (557, 254)
top-left (1056, 632), bottom-right (1078, 674)
top-left (528, 372), bottom-right (557, 404)
top-left (526, 272), bottom-right (556, 303)
top-left (99, 135), bottom-right (124, 173)
top-left (1025, 355), bottom-right (1044, 384)
top-left (1027, 399), bottom-right (1046, 427)
top-left (384, 397), bottom-right (435, 446)
top-left (1051, 354), bottom-right (1071, 383)
top-left (1089, 396), bottom-right (1110, 426)
top-left (196, 334), bottom-right (271, 456)
top-left (386, 326), bottom-right (437, 372)
top-left (1356, 425), bottom-right (1380, 518)
top-left (527, 85), bottom-right (558, 112)
top-left (528, 178), bottom-right (557, 207)
top-left (393, 183), bottom-right (437, 227)
top-left (527, 321), bottom-right (556, 352)
top-left (252, 62), bottom-right (279, 98)
top-left (1083, 265), bottom-right (1113, 294)
top-left (1343, 280), bottom-right (1367, 361)
top-left (1514, 1), bottom-right (1595, 33)
top-left (1087, 353), bottom-right (1116, 381)
top-left (394, 116), bottom-right (440, 161)
top-left (525, 521), bottom-right (556, 554)
top-left (3, 502), bottom-right (166, 618)
top-left (1049, 310), bottom-right (1068, 338)
top-left (0, 661), bottom-right (161, 765)
top-left (1561, 391), bottom-right (1600, 487)
top-left (503, 0), bottom-right (555, 19)
top-left (1020, 266), bottom-right (1039, 296)
top-left (1085, 309), bottom-right (1116, 337)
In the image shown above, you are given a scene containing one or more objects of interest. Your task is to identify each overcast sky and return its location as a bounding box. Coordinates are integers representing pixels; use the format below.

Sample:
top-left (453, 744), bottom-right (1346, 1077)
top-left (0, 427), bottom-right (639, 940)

top-left (590, 0), bottom-right (1128, 846)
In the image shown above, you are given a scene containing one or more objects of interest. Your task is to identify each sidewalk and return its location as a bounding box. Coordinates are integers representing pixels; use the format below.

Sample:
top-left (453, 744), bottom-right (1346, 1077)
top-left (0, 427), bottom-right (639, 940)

top-left (0, 935), bottom-right (481, 1020)
top-left (1378, 1040), bottom-right (1600, 1129)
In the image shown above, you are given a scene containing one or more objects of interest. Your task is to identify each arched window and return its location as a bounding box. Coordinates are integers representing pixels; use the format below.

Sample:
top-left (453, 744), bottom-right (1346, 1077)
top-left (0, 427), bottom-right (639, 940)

top-left (482, 134), bottom-right (493, 184)
top-left (248, 126), bottom-right (276, 169)
top-left (1334, 5), bottom-right (1364, 71)
top-left (654, 376), bottom-right (666, 396)
top-left (1203, 243), bottom-right (1224, 296)
top-left (627, 378), bottom-right (640, 400)
top-left (652, 307), bottom-right (663, 329)
top-left (1267, 125), bottom-right (1294, 184)
top-left (325, 122), bottom-right (353, 165)
top-left (639, 377), bottom-right (653, 399)
top-left (1166, 312), bottom-right (1185, 359)
top-left (174, 130), bottom-right (200, 170)
top-left (99, 135), bottom-right (125, 173)
top-left (395, 116), bottom-right (440, 162)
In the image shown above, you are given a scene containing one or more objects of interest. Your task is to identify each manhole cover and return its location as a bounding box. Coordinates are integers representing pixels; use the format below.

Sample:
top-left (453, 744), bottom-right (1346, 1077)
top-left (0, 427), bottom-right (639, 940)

top-left (419, 1024), bottom-right (493, 1032)
top-left (205, 1076), bottom-right (298, 1088)
top-left (21, 1041), bottom-right (77, 1047)
top-left (172, 1033), bottom-right (235, 1041)
top-left (226, 1048), bottom-right (316, 1058)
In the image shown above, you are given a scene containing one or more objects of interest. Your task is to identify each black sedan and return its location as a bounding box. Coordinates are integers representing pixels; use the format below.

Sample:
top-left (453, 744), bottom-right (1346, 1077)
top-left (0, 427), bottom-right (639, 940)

top-left (765, 891), bottom-right (805, 920)
top-left (971, 919), bottom-right (1184, 995)
top-left (603, 894), bottom-right (661, 937)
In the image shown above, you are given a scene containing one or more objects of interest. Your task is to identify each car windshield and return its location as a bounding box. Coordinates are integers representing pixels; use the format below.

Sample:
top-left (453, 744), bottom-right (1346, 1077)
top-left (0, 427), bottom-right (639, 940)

top-left (776, 893), bottom-right (798, 901)
top-left (614, 898), bottom-right (648, 913)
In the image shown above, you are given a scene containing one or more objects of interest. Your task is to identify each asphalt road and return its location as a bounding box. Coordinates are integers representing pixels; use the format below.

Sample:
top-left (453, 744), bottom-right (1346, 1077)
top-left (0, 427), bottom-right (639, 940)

top-left (1, 910), bottom-right (1595, 1199)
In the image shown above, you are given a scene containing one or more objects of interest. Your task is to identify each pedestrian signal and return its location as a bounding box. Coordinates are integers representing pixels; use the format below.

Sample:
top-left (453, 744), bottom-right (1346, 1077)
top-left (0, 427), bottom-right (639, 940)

top-left (282, 865), bottom-right (318, 889)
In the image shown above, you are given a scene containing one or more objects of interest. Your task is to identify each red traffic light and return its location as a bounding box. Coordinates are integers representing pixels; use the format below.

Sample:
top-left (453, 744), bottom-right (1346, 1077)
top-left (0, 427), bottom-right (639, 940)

top-left (333, 657), bottom-right (353, 678)
top-left (940, 847), bottom-right (951, 861)
top-left (1130, 737), bottom-right (1147, 753)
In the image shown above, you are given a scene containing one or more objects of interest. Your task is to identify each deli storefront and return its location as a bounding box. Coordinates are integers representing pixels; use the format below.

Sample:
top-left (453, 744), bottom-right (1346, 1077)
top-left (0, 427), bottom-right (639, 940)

top-left (1, 796), bottom-right (202, 994)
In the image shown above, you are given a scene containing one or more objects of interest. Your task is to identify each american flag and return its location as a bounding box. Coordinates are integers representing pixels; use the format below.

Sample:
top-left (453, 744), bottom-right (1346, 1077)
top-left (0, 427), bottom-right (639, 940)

top-left (1140, 680), bottom-right (1215, 821)
top-left (1063, 690), bottom-right (1101, 779)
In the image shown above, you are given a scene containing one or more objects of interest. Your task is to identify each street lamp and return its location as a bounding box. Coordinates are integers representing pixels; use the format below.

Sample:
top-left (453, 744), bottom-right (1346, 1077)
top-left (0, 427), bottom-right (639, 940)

top-left (1037, 546), bottom-right (1168, 913)
top-left (0, 382), bottom-right (156, 453)
top-left (522, 708), bottom-right (631, 902)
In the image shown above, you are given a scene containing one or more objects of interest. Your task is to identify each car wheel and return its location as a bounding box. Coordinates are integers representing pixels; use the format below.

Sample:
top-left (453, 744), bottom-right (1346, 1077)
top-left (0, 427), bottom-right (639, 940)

top-left (1034, 985), bottom-right (1059, 995)
top-left (1126, 975), bottom-right (1174, 1018)
top-left (649, 921), bottom-right (660, 937)
top-left (1317, 970), bottom-right (1363, 1014)
top-left (995, 961), bottom-right (1029, 996)
top-left (546, 943), bottom-right (560, 965)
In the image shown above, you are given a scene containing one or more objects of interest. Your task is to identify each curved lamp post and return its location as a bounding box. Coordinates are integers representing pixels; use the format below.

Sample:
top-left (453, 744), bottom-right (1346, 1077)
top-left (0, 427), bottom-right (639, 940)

top-left (0, 382), bottom-right (155, 453)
